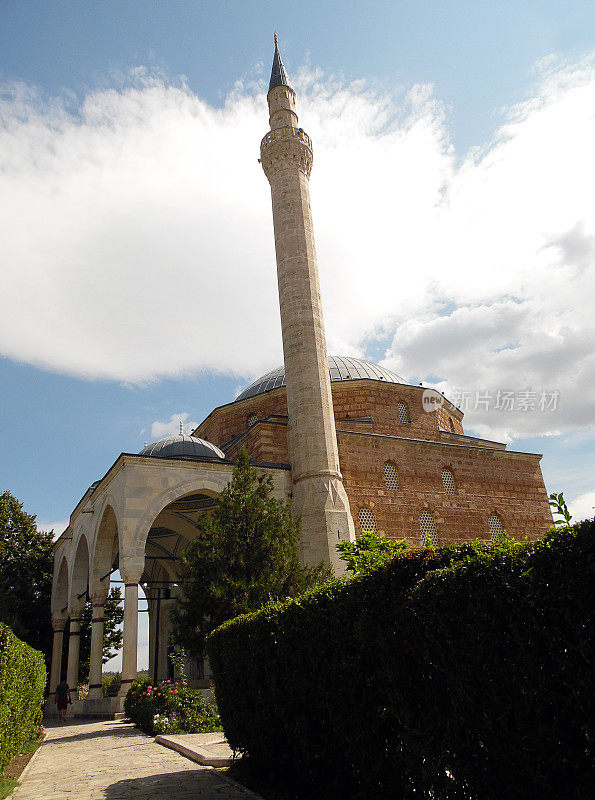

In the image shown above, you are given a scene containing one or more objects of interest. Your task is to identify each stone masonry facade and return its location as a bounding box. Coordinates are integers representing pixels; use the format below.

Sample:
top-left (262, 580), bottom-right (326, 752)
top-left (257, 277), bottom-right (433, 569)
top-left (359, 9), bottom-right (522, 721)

top-left (193, 378), bottom-right (553, 545)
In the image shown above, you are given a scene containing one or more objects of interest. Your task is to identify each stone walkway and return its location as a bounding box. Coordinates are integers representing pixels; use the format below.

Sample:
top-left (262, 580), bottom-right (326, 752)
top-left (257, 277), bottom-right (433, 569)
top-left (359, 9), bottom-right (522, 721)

top-left (10, 719), bottom-right (259, 799)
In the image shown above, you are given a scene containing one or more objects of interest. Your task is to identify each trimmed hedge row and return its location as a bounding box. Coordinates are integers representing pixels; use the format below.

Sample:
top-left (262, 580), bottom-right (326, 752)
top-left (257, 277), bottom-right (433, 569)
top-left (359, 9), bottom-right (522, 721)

top-left (207, 523), bottom-right (593, 800)
top-left (0, 623), bottom-right (46, 774)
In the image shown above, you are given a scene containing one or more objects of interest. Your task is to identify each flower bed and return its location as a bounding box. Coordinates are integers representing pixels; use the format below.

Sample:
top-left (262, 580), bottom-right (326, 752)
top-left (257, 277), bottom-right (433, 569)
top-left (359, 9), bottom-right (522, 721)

top-left (124, 677), bottom-right (221, 736)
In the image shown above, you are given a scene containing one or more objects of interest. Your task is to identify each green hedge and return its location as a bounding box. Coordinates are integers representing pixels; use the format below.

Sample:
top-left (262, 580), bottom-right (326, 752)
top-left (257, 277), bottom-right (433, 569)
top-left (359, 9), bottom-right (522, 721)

top-left (207, 522), bottom-right (593, 800)
top-left (0, 623), bottom-right (46, 774)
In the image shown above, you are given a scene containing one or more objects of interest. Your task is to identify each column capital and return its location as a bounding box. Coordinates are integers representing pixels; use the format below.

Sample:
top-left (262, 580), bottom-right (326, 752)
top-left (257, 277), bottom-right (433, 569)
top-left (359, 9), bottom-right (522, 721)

top-left (52, 615), bottom-right (67, 632)
top-left (68, 599), bottom-right (84, 619)
top-left (89, 585), bottom-right (109, 604)
top-left (119, 555), bottom-right (145, 585)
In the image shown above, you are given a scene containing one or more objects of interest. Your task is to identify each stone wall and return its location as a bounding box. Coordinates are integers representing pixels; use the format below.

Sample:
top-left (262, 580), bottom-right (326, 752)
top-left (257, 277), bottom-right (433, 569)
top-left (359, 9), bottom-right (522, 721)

top-left (192, 380), bottom-right (552, 545)
top-left (337, 429), bottom-right (552, 543)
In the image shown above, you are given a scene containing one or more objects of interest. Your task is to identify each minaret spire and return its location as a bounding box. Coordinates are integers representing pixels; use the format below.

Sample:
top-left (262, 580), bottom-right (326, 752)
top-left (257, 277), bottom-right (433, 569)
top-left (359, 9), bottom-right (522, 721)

top-left (269, 33), bottom-right (291, 92)
top-left (260, 38), bottom-right (355, 573)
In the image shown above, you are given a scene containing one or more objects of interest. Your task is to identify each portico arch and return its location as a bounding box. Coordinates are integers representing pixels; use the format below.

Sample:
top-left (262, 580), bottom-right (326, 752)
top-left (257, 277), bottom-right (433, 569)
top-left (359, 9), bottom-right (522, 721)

top-left (91, 504), bottom-right (120, 592)
top-left (138, 483), bottom-right (227, 686)
top-left (132, 475), bottom-right (230, 555)
top-left (87, 504), bottom-right (120, 700)
top-left (49, 557), bottom-right (70, 695)
top-left (66, 534), bottom-right (90, 688)
top-left (69, 533), bottom-right (90, 610)
top-left (52, 556), bottom-right (69, 618)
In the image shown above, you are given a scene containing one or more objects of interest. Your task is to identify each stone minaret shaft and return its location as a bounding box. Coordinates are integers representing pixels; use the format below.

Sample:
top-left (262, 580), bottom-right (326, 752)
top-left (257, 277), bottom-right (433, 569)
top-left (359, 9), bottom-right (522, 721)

top-left (261, 38), bottom-right (355, 572)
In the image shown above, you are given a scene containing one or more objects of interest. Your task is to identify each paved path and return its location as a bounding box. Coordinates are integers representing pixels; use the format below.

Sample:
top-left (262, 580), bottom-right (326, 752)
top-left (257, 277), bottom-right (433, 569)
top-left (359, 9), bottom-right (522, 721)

top-left (10, 719), bottom-right (258, 800)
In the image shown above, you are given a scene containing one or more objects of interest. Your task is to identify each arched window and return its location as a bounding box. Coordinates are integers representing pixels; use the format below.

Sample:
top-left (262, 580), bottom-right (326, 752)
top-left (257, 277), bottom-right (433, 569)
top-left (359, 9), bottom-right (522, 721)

top-left (419, 510), bottom-right (438, 546)
top-left (488, 513), bottom-right (504, 541)
top-left (247, 412), bottom-right (258, 428)
top-left (441, 468), bottom-right (456, 494)
top-left (397, 401), bottom-right (411, 424)
top-left (383, 461), bottom-right (399, 491)
top-left (358, 507), bottom-right (377, 534)
top-left (449, 417), bottom-right (455, 432)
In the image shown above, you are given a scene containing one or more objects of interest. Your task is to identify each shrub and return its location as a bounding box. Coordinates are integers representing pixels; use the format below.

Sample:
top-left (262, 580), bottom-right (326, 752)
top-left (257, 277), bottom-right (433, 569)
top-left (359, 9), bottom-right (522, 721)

top-left (101, 672), bottom-right (121, 697)
top-left (208, 522), bottom-right (593, 800)
top-left (0, 623), bottom-right (46, 774)
top-left (124, 676), bottom-right (221, 736)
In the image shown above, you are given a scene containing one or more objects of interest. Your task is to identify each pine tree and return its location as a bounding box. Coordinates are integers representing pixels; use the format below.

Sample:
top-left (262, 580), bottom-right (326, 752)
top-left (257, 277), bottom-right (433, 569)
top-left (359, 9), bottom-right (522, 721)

top-left (172, 450), bottom-right (329, 659)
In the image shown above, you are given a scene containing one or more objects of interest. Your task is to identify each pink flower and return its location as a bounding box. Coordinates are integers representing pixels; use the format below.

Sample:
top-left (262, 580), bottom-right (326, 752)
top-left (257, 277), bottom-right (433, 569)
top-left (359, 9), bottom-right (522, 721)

top-left (173, 690), bottom-right (178, 694)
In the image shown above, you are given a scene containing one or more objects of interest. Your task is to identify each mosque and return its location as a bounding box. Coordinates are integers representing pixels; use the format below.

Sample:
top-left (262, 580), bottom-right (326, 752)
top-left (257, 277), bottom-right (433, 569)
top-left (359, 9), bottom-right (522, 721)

top-left (50, 39), bottom-right (552, 714)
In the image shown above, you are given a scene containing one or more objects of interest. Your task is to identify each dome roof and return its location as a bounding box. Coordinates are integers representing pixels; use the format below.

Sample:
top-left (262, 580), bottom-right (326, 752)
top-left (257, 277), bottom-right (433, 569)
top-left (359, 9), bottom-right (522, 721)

top-left (139, 435), bottom-right (225, 460)
top-left (236, 355), bottom-right (406, 402)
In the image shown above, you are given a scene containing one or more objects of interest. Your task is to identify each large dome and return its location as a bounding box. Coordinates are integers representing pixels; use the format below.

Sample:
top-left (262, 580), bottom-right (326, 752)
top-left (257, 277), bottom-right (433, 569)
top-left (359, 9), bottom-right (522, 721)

top-left (139, 434), bottom-right (225, 460)
top-left (236, 355), bottom-right (406, 402)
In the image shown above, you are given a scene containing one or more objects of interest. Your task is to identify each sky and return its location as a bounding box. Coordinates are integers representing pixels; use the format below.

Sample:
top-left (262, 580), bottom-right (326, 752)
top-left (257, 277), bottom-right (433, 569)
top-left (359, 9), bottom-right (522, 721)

top-left (1, 1), bottom-right (595, 667)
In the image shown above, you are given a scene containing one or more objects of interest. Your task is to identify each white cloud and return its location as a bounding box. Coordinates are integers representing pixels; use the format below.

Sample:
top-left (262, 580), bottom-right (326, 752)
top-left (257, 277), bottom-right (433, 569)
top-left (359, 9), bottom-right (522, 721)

top-left (0, 55), bottom-right (594, 441)
top-left (38, 519), bottom-right (69, 540)
top-left (568, 490), bottom-right (595, 523)
top-left (150, 412), bottom-right (198, 438)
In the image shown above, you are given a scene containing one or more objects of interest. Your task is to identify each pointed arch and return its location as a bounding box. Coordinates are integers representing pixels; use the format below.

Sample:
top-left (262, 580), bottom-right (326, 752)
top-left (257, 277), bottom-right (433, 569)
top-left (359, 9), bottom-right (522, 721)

top-left (132, 474), bottom-right (232, 554)
top-left (70, 534), bottom-right (90, 610)
top-left (91, 504), bottom-right (119, 591)
top-left (52, 556), bottom-right (69, 616)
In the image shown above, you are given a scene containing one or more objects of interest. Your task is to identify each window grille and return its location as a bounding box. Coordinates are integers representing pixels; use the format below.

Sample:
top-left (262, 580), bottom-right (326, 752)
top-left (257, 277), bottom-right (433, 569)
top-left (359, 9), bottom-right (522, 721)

top-left (383, 461), bottom-right (399, 491)
top-left (419, 510), bottom-right (438, 546)
top-left (488, 514), bottom-right (503, 541)
top-left (358, 507), bottom-right (377, 534)
top-left (247, 413), bottom-right (258, 428)
top-left (441, 468), bottom-right (456, 494)
top-left (397, 401), bottom-right (411, 423)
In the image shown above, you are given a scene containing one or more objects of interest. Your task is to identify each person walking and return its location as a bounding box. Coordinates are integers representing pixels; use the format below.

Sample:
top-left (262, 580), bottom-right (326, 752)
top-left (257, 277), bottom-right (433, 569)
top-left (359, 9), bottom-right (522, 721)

top-left (54, 680), bottom-right (71, 721)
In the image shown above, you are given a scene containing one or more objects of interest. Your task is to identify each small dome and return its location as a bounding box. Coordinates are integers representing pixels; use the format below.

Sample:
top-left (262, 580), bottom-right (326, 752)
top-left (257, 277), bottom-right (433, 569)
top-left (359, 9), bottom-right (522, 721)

top-left (139, 435), bottom-right (225, 461)
top-left (236, 355), bottom-right (406, 402)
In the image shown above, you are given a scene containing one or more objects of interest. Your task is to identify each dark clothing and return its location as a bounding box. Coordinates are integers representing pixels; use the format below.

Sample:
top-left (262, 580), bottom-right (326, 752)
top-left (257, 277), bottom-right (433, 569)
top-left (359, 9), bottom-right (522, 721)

top-left (56, 682), bottom-right (70, 703)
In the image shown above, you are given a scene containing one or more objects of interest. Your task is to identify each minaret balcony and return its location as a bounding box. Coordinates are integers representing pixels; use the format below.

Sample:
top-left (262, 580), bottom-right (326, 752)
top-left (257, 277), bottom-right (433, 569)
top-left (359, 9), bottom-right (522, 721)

top-left (260, 126), bottom-right (313, 157)
top-left (260, 126), bottom-right (314, 179)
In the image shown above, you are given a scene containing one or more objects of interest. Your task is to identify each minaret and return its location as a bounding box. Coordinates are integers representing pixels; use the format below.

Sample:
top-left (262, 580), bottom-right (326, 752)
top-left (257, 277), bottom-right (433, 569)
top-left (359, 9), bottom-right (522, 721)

top-left (260, 35), bottom-right (355, 572)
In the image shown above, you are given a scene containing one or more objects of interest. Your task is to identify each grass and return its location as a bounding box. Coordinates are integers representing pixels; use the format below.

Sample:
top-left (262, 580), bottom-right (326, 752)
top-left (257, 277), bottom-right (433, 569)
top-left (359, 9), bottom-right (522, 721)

top-left (0, 733), bottom-right (44, 798)
top-left (18, 740), bottom-right (41, 756)
top-left (0, 778), bottom-right (18, 799)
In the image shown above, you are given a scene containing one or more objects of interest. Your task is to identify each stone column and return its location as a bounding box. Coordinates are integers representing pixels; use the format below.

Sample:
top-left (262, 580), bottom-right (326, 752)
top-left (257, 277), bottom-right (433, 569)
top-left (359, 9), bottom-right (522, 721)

top-left (49, 616), bottom-right (67, 695)
top-left (87, 589), bottom-right (108, 700)
top-left (118, 557), bottom-right (144, 697)
top-left (66, 607), bottom-right (83, 690)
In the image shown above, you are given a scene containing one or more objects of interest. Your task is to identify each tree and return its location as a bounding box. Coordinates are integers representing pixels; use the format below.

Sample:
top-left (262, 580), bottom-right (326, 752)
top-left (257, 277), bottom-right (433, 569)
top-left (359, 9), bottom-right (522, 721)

top-left (0, 490), bottom-right (54, 665)
top-left (78, 587), bottom-right (124, 683)
top-left (337, 530), bottom-right (410, 575)
top-left (171, 450), bottom-right (329, 659)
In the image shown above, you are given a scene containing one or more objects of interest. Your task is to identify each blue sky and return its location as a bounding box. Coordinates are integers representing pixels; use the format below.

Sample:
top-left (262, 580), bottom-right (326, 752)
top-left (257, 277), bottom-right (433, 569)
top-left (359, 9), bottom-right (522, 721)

top-left (1, 2), bottom-right (594, 531)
